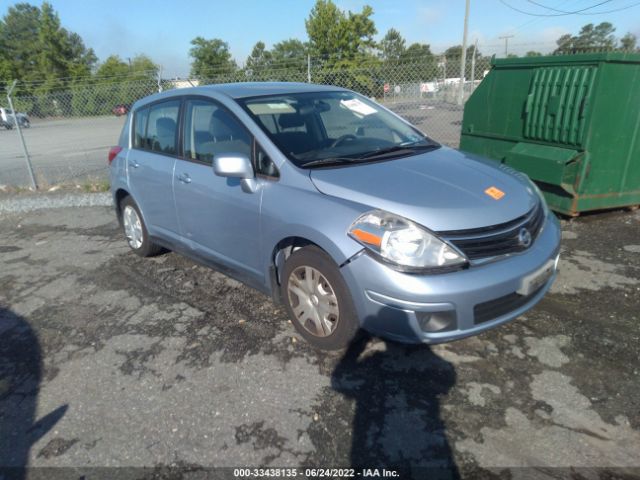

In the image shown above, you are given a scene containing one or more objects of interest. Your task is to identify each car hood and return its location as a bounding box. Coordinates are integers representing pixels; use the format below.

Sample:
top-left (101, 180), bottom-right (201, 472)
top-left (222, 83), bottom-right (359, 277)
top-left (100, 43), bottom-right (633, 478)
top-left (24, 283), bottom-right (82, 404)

top-left (308, 146), bottom-right (538, 231)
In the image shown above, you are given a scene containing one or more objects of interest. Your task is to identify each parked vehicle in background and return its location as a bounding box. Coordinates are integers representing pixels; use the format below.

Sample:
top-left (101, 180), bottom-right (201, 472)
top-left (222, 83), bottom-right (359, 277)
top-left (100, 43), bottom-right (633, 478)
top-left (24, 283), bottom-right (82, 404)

top-left (0, 107), bottom-right (30, 129)
top-left (109, 82), bottom-right (561, 350)
top-left (112, 104), bottom-right (130, 117)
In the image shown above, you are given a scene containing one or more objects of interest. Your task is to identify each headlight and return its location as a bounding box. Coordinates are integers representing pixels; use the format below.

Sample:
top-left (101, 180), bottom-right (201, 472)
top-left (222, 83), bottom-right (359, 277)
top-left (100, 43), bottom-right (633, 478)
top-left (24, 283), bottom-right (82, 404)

top-left (348, 210), bottom-right (467, 271)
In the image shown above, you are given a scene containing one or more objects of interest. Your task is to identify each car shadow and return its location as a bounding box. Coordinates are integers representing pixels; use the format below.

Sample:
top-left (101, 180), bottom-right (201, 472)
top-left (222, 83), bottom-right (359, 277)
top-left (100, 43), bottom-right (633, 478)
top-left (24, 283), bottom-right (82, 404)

top-left (0, 307), bottom-right (68, 480)
top-left (331, 312), bottom-right (459, 479)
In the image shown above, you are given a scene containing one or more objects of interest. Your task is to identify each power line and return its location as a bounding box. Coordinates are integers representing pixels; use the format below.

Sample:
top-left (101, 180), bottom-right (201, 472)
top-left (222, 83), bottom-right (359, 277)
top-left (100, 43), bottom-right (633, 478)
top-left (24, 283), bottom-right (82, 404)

top-left (505, 0), bottom-right (577, 37)
top-left (499, 0), bottom-right (614, 16)
top-left (527, 0), bottom-right (640, 15)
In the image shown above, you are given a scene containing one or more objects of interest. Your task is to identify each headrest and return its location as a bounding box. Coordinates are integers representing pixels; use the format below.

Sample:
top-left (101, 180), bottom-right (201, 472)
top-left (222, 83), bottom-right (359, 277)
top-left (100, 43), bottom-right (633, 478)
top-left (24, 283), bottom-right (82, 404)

top-left (210, 109), bottom-right (237, 138)
top-left (156, 117), bottom-right (175, 137)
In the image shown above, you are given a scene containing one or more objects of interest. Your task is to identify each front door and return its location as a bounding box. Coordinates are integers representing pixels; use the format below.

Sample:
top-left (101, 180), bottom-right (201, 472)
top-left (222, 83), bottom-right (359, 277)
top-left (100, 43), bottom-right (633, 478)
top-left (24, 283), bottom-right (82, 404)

top-left (173, 98), bottom-right (263, 279)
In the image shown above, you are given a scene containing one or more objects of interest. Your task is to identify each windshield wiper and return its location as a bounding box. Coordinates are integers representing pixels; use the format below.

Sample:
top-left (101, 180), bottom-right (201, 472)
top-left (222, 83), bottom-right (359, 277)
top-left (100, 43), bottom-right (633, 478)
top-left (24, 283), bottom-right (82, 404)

top-left (357, 142), bottom-right (440, 160)
top-left (301, 142), bottom-right (441, 169)
top-left (302, 157), bottom-right (361, 168)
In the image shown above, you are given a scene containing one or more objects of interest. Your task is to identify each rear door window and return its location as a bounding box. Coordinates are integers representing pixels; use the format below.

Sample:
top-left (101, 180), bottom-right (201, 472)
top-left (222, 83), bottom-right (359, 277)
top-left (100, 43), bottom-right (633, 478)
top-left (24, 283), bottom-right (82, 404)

top-left (147, 100), bottom-right (181, 155)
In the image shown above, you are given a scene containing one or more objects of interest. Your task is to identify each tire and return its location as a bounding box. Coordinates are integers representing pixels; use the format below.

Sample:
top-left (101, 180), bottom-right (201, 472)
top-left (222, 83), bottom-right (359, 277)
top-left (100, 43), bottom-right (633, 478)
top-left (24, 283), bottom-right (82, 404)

top-left (21, 120), bottom-right (30, 129)
top-left (282, 246), bottom-right (360, 350)
top-left (119, 196), bottom-right (163, 257)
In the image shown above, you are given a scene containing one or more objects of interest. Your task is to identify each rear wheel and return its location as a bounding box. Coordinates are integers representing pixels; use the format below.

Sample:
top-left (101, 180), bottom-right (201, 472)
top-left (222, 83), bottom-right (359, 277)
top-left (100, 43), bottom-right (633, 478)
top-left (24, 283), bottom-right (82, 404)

top-left (282, 246), bottom-right (359, 350)
top-left (120, 196), bottom-right (163, 257)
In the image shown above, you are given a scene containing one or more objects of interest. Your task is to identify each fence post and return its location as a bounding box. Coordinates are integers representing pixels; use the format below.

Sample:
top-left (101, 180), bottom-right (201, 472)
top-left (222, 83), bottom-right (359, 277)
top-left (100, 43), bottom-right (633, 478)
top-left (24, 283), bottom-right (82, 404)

top-left (471, 39), bottom-right (478, 92)
top-left (307, 55), bottom-right (311, 83)
top-left (6, 80), bottom-right (37, 190)
top-left (458, 0), bottom-right (470, 105)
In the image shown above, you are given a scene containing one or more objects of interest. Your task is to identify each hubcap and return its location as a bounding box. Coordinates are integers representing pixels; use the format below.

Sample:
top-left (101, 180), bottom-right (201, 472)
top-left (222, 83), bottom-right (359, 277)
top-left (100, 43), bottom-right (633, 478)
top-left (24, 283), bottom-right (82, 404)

top-left (287, 266), bottom-right (339, 337)
top-left (123, 205), bottom-right (143, 249)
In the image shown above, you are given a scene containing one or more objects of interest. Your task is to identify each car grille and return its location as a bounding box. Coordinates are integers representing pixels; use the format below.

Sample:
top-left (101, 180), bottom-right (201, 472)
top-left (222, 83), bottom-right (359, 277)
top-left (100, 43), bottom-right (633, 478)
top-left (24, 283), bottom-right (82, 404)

top-left (474, 286), bottom-right (544, 325)
top-left (439, 202), bottom-right (545, 260)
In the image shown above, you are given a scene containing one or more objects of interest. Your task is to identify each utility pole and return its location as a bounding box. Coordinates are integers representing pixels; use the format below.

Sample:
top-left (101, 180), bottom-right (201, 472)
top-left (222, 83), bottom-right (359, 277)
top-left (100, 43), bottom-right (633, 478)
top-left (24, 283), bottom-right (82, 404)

top-left (458, 0), bottom-right (470, 105)
top-left (470, 39), bottom-right (478, 90)
top-left (499, 35), bottom-right (514, 56)
top-left (157, 66), bottom-right (163, 93)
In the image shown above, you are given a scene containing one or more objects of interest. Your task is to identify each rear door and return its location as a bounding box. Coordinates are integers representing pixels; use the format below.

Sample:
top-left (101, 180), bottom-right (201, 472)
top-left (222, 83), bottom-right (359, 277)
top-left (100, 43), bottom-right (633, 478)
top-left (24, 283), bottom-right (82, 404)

top-left (127, 99), bottom-right (181, 237)
top-left (173, 97), bottom-right (264, 279)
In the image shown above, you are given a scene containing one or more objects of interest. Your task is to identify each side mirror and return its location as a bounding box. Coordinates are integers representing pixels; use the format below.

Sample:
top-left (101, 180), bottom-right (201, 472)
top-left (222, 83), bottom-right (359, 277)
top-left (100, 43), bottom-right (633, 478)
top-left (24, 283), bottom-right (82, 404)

top-left (213, 153), bottom-right (259, 194)
top-left (213, 153), bottom-right (253, 179)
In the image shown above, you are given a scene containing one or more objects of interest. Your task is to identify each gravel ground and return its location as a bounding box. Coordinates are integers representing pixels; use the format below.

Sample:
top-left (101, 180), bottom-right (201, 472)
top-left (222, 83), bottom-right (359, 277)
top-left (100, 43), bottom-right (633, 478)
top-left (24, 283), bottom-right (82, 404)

top-left (0, 201), bottom-right (639, 479)
top-left (0, 192), bottom-right (112, 214)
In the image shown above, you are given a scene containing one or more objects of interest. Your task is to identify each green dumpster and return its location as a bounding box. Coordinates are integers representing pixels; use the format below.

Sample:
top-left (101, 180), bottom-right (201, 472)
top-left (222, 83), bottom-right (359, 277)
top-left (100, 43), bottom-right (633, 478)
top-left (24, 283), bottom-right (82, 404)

top-left (460, 52), bottom-right (640, 215)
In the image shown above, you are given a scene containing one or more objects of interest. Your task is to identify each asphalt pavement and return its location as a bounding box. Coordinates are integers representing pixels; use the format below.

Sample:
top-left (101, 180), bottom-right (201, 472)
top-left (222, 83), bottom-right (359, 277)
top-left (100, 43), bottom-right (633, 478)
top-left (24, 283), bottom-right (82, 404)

top-left (0, 201), bottom-right (639, 478)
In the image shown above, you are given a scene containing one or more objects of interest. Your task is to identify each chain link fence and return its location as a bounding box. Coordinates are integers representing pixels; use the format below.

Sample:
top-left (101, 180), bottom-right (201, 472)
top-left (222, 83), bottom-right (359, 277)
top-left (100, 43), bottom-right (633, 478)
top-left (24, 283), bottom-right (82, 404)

top-left (0, 54), bottom-right (492, 189)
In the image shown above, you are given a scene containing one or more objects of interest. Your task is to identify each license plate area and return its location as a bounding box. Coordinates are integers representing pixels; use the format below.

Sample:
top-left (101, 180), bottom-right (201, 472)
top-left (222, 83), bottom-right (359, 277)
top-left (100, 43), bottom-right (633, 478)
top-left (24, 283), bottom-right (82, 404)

top-left (517, 258), bottom-right (556, 296)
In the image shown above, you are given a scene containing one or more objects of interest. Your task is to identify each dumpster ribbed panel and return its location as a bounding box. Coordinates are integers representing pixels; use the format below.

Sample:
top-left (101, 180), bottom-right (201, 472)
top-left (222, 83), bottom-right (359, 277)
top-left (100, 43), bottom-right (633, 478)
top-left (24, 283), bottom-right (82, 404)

top-left (524, 66), bottom-right (596, 146)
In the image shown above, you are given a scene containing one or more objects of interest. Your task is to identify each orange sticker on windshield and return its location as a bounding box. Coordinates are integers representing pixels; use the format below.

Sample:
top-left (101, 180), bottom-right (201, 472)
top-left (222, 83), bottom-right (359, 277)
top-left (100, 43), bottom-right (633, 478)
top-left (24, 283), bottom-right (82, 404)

top-left (485, 186), bottom-right (505, 200)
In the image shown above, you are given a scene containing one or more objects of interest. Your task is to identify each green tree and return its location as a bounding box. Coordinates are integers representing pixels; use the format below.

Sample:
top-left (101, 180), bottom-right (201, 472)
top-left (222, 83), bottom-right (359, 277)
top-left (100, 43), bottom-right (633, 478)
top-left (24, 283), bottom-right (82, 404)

top-left (305, 0), bottom-right (377, 64)
top-left (95, 54), bottom-right (157, 80)
top-left (620, 33), bottom-right (637, 50)
top-left (189, 36), bottom-right (236, 78)
top-left (555, 22), bottom-right (619, 53)
top-left (95, 55), bottom-right (130, 79)
top-left (129, 54), bottom-right (158, 79)
top-left (246, 41), bottom-right (272, 72)
top-left (271, 39), bottom-right (308, 71)
top-left (0, 3), bottom-right (41, 83)
top-left (401, 42), bottom-right (433, 63)
top-left (379, 28), bottom-right (406, 63)
top-left (0, 2), bottom-right (95, 92)
top-left (525, 50), bottom-right (543, 57)
top-left (443, 45), bottom-right (481, 78)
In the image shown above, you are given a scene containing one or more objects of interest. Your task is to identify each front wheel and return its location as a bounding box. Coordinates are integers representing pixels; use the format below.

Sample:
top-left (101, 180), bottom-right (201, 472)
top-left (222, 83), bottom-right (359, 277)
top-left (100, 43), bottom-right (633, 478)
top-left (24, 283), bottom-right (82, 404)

top-left (282, 246), bottom-right (360, 350)
top-left (120, 196), bottom-right (163, 257)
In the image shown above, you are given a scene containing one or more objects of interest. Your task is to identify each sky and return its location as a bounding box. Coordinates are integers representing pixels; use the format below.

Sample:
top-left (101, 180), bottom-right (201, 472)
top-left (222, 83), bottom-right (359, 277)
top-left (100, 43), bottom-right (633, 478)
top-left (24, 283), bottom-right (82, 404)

top-left (1, 0), bottom-right (639, 77)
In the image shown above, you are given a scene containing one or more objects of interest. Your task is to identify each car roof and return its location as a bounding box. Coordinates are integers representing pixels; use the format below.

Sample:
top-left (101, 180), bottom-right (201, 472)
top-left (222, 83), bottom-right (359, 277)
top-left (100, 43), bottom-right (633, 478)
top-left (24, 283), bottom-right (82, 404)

top-left (198, 82), bottom-right (348, 99)
top-left (134, 82), bottom-right (350, 108)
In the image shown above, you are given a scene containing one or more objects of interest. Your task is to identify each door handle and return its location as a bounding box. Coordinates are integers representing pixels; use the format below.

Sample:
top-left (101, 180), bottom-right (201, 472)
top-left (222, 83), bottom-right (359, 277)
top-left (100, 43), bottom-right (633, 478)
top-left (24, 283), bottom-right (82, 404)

top-left (177, 173), bottom-right (192, 184)
top-left (128, 159), bottom-right (140, 169)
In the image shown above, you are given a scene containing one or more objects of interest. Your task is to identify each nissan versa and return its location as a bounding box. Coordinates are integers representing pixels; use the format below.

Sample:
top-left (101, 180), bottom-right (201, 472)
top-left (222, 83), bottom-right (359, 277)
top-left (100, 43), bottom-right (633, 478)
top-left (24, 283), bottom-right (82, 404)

top-left (108, 82), bottom-right (561, 350)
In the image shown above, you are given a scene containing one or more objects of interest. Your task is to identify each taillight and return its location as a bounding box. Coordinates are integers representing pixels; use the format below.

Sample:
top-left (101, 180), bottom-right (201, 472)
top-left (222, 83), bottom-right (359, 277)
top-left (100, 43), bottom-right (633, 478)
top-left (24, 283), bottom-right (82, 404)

top-left (108, 146), bottom-right (123, 165)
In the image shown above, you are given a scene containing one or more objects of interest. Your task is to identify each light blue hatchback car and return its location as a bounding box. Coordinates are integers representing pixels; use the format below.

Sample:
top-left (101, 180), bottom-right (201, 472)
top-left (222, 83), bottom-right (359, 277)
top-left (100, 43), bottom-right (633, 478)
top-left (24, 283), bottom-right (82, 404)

top-left (109, 82), bottom-right (560, 350)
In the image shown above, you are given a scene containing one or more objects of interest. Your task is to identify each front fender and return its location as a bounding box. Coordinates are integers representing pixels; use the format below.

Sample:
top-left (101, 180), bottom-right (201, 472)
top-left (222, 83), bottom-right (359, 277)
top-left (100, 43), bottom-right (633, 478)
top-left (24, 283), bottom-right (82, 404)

top-left (261, 182), bottom-right (369, 274)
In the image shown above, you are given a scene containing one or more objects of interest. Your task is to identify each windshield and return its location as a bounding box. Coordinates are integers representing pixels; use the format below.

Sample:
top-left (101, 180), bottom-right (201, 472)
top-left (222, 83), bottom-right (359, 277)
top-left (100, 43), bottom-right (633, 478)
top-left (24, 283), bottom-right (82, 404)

top-left (237, 91), bottom-right (438, 168)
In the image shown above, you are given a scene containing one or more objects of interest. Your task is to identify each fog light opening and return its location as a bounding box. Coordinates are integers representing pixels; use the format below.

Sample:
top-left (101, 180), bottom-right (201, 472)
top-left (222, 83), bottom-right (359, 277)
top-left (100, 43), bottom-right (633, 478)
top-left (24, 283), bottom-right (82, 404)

top-left (417, 311), bottom-right (456, 333)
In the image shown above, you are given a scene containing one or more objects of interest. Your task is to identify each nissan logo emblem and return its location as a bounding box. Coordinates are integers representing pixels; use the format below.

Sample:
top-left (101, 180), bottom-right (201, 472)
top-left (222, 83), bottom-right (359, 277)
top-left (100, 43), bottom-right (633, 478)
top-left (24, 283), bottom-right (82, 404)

top-left (518, 228), bottom-right (532, 248)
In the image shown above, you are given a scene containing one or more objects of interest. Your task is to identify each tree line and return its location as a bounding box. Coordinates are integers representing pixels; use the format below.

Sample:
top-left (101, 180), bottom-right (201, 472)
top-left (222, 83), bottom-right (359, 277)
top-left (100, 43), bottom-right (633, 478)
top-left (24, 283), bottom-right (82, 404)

top-left (1, 0), bottom-right (637, 117)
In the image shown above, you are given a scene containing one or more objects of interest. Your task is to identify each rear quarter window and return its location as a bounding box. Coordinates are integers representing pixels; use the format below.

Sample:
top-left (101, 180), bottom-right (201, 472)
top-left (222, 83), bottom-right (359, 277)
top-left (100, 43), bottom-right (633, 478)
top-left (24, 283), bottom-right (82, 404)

top-left (118, 113), bottom-right (132, 147)
top-left (133, 107), bottom-right (150, 149)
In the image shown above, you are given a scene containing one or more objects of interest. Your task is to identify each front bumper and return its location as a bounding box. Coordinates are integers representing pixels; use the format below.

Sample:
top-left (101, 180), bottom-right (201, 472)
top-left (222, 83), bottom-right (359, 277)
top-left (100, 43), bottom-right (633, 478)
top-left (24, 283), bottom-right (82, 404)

top-left (340, 213), bottom-right (561, 343)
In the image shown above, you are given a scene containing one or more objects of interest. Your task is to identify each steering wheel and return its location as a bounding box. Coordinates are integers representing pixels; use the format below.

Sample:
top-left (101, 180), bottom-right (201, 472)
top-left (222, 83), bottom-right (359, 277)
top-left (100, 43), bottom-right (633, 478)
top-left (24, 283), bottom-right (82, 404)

top-left (330, 134), bottom-right (358, 148)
